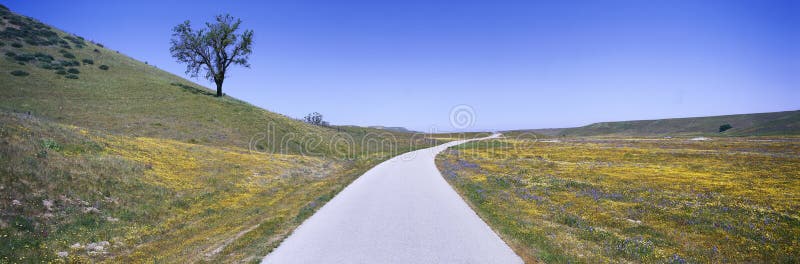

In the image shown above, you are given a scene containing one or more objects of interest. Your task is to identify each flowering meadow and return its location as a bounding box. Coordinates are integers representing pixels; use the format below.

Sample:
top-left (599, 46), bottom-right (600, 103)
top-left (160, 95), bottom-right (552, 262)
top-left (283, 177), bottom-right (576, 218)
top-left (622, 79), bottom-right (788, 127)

top-left (437, 137), bottom-right (800, 263)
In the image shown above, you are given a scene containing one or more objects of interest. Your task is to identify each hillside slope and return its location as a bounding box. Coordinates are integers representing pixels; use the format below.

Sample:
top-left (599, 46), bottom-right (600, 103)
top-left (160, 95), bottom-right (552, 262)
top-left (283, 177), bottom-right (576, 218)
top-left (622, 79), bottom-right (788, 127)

top-left (519, 110), bottom-right (800, 137)
top-left (0, 4), bottom-right (427, 155)
top-left (0, 6), bottom-right (441, 263)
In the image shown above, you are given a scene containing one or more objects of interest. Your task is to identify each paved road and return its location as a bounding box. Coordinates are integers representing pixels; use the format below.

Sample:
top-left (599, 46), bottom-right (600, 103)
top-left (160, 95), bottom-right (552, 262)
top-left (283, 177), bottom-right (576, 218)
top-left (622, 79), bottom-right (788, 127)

top-left (262, 134), bottom-right (522, 264)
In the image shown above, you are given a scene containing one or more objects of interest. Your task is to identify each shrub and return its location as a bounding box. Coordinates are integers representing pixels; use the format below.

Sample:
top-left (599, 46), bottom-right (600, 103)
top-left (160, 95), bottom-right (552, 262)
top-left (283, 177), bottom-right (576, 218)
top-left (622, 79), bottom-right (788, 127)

top-left (67, 68), bottom-right (80, 74)
top-left (13, 54), bottom-right (35, 62)
top-left (0, 12), bottom-right (61, 46)
top-left (719, 124), bottom-right (733, 133)
top-left (0, 42), bottom-right (4, 47)
top-left (38, 62), bottom-right (54, 70)
top-left (59, 60), bottom-right (79, 67)
top-left (55, 70), bottom-right (66, 75)
top-left (81, 59), bottom-right (94, 65)
top-left (33, 52), bottom-right (53, 62)
top-left (98, 65), bottom-right (109, 71)
top-left (93, 48), bottom-right (100, 53)
top-left (64, 35), bottom-right (85, 45)
top-left (5, 51), bottom-right (15, 57)
top-left (10, 70), bottom-right (29, 76)
top-left (11, 42), bottom-right (22, 48)
top-left (60, 51), bottom-right (75, 59)
top-left (65, 74), bottom-right (78, 79)
top-left (41, 139), bottom-right (62, 151)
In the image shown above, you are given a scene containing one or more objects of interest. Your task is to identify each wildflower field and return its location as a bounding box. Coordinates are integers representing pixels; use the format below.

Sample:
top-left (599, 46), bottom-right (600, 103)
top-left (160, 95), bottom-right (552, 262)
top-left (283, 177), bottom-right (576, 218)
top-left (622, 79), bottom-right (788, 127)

top-left (0, 112), bottom-right (443, 262)
top-left (436, 136), bottom-right (800, 263)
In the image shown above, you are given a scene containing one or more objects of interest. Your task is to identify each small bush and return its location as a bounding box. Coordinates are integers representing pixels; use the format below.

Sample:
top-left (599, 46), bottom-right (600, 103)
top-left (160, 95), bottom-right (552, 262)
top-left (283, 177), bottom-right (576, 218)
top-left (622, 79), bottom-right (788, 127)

top-left (0, 42), bottom-right (4, 47)
top-left (38, 62), bottom-right (54, 69)
top-left (55, 70), bottom-right (66, 75)
top-left (81, 59), bottom-right (94, 65)
top-left (60, 51), bottom-right (75, 59)
top-left (13, 54), bottom-right (35, 62)
top-left (67, 68), bottom-right (80, 74)
top-left (719, 124), bottom-right (732, 133)
top-left (41, 139), bottom-right (62, 151)
top-left (34, 52), bottom-right (53, 61)
top-left (98, 65), bottom-right (109, 70)
top-left (10, 70), bottom-right (29, 77)
top-left (5, 51), bottom-right (15, 57)
top-left (65, 74), bottom-right (78, 79)
top-left (11, 42), bottom-right (22, 48)
top-left (93, 48), bottom-right (100, 53)
top-left (64, 35), bottom-right (85, 45)
top-left (59, 60), bottom-right (79, 67)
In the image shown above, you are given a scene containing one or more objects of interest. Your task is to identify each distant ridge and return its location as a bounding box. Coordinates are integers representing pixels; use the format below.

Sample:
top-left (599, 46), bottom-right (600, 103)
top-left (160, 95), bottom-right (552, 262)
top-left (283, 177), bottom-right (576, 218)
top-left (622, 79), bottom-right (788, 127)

top-left (514, 110), bottom-right (800, 137)
top-left (368, 126), bottom-right (419, 133)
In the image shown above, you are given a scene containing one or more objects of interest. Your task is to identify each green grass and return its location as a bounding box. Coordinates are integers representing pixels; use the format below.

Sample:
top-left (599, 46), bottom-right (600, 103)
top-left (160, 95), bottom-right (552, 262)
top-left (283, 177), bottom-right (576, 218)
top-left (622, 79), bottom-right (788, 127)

top-left (0, 7), bottom-right (451, 262)
top-left (436, 137), bottom-right (800, 263)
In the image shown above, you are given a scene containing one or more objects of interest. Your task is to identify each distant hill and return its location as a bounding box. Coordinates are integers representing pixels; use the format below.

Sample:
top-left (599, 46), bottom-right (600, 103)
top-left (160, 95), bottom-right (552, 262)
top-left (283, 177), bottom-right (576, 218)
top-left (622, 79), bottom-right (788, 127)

top-left (515, 110), bottom-right (800, 137)
top-left (367, 126), bottom-right (419, 133)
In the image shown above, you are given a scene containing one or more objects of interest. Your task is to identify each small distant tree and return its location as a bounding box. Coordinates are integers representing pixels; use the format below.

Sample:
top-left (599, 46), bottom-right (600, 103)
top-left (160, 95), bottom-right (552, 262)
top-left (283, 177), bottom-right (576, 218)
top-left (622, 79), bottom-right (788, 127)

top-left (170, 14), bottom-right (254, 97)
top-left (304, 112), bottom-right (329, 126)
top-left (719, 124), bottom-right (732, 133)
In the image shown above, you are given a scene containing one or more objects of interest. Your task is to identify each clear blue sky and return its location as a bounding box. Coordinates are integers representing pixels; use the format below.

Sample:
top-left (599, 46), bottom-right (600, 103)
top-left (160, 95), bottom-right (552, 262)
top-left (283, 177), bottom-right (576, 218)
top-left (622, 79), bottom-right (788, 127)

top-left (5, 0), bottom-right (798, 131)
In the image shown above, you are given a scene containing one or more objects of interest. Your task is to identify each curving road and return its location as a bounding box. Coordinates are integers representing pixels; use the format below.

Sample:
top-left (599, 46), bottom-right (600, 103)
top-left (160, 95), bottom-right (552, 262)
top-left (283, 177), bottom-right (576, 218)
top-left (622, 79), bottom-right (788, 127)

top-left (262, 133), bottom-right (522, 264)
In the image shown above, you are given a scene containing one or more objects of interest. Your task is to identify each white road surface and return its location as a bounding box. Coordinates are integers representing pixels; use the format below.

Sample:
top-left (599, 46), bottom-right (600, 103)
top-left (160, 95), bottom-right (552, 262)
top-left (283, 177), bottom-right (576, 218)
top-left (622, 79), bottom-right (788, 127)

top-left (262, 133), bottom-right (523, 264)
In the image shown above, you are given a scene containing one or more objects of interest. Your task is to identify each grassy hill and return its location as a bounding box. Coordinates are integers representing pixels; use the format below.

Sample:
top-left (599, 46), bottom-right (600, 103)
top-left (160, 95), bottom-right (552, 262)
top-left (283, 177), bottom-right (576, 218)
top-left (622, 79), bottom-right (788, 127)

top-left (514, 110), bottom-right (800, 137)
top-left (0, 5), bottom-right (444, 262)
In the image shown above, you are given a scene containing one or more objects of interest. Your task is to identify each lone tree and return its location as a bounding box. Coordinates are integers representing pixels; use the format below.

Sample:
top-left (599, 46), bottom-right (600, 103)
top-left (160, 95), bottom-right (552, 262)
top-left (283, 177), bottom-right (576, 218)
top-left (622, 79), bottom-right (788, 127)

top-left (170, 14), bottom-right (253, 97)
top-left (304, 112), bottom-right (329, 126)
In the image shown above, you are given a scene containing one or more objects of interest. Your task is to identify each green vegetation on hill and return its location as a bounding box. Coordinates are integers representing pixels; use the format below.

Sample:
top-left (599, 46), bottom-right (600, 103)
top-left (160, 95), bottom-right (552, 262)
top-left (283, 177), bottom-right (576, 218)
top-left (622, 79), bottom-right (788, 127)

top-left (515, 110), bottom-right (800, 137)
top-left (0, 7), bottom-right (446, 262)
top-left (367, 126), bottom-right (418, 133)
top-left (0, 6), bottom-right (428, 155)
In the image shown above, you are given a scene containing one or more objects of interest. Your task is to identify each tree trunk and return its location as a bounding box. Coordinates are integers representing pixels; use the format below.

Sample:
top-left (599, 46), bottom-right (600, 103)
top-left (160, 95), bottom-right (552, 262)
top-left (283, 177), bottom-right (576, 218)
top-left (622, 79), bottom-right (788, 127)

top-left (215, 80), bottom-right (223, 97)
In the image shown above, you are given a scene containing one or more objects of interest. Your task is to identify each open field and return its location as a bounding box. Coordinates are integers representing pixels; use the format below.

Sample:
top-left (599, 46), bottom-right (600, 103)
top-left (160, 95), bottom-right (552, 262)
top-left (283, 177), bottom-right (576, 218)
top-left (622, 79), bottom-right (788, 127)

top-left (436, 136), bottom-right (800, 263)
